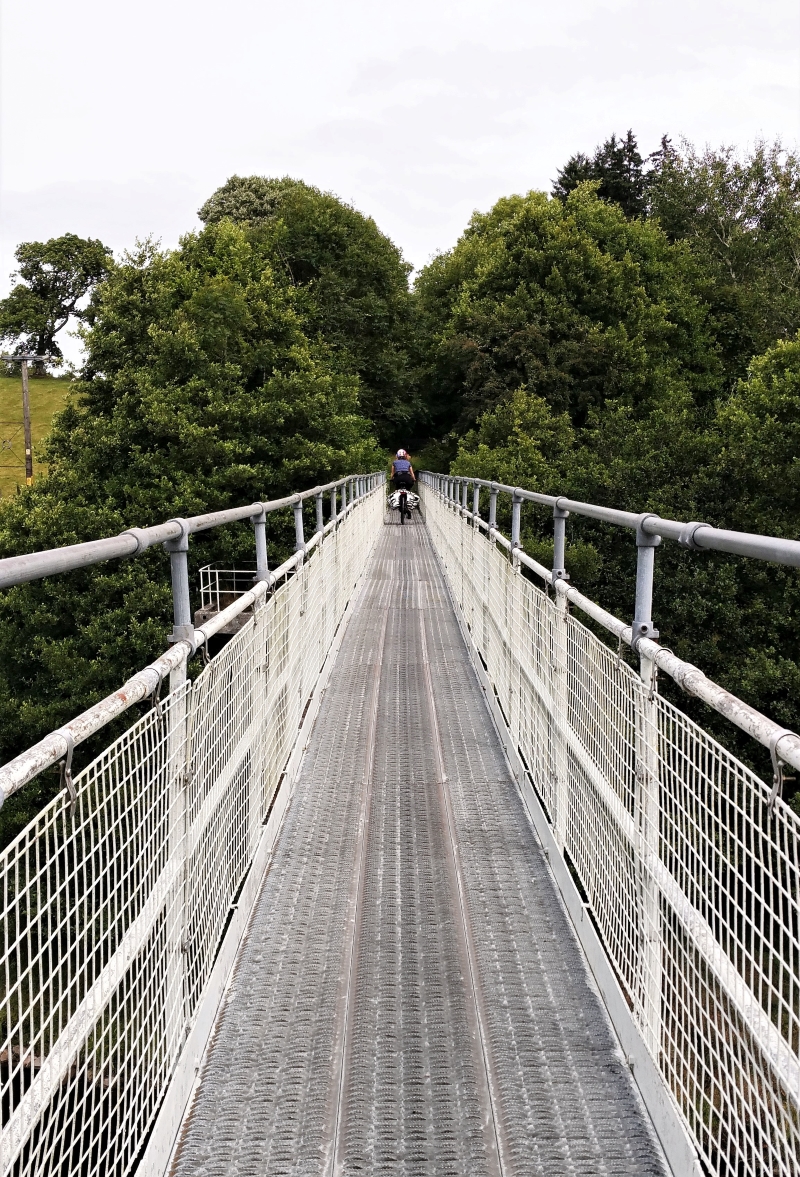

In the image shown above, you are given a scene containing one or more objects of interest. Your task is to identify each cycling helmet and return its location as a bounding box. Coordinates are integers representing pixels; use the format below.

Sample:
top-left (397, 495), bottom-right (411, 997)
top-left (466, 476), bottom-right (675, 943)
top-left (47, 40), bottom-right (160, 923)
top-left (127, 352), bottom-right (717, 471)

top-left (396, 449), bottom-right (407, 458)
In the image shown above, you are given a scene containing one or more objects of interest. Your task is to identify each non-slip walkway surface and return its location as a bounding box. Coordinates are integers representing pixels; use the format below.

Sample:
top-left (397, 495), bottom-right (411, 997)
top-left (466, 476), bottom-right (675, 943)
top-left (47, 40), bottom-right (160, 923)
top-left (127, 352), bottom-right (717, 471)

top-left (171, 521), bottom-right (667, 1177)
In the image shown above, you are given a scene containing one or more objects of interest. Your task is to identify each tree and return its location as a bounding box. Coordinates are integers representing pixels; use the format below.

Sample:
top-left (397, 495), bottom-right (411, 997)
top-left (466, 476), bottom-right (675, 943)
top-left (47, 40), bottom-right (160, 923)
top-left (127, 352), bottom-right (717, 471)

top-left (0, 220), bottom-right (381, 843)
top-left (413, 184), bottom-right (720, 437)
top-left (0, 234), bottom-right (112, 370)
top-left (198, 175), bottom-right (419, 446)
top-left (647, 139), bottom-right (800, 389)
top-left (553, 131), bottom-right (647, 219)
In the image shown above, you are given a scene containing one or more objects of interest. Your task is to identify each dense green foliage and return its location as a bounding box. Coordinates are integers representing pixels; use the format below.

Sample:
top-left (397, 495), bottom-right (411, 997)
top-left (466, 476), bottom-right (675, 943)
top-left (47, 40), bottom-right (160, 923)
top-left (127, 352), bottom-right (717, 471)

top-left (0, 233), bottom-right (112, 367)
top-left (553, 130), bottom-right (648, 218)
top-left (0, 218), bottom-right (381, 837)
top-left (649, 141), bottom-right (800, 387)
top-left (198, 176), bottom-right (418, 445)
top-left (3, 141), bottom-right (800, 828)
top-left (553, 134), bottom-right (800, 389)
top-left (432, 140), bottom-right (800, 783)
top-left (414, 184), bottom-right (720, 439)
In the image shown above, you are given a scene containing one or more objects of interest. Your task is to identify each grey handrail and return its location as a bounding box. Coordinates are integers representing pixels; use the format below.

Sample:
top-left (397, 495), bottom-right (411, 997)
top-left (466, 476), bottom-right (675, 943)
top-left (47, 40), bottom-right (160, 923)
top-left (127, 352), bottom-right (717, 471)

top-left (423, 474), bottom-right (800, 568)
top-left (0, 474), bottom-right (383, 590)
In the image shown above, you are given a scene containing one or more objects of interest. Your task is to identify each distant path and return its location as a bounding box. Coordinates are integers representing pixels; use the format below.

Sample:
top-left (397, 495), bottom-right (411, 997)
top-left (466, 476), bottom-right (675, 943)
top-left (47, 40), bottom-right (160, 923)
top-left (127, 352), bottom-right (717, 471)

top-left (170, 522), bottom-right (667, 1176)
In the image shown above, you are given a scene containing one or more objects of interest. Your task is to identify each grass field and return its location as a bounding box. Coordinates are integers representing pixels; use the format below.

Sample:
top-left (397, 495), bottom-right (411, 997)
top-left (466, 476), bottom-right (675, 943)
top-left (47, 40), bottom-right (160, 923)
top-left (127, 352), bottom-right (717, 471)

top-left (0, 374), bottom-right (74, 498)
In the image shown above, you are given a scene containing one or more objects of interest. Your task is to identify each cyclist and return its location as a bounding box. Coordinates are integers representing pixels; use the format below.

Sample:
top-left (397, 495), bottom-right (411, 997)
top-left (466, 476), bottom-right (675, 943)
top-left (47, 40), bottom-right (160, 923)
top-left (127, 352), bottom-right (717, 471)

top-left (391, 450), bottom-right (416, 492)
top-left (390, 449), bottom-right (416, 524)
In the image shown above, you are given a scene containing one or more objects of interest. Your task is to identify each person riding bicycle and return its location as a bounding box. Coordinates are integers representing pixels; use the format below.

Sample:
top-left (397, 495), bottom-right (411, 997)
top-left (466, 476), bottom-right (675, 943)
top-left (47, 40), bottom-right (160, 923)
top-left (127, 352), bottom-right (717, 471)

top-left (391, 450), bottom-right (416, 492)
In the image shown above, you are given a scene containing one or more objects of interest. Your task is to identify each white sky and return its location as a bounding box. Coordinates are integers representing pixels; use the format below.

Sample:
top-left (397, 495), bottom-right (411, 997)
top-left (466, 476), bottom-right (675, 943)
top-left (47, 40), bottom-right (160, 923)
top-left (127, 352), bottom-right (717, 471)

top-left (1, 0), bottom-right (799, 363)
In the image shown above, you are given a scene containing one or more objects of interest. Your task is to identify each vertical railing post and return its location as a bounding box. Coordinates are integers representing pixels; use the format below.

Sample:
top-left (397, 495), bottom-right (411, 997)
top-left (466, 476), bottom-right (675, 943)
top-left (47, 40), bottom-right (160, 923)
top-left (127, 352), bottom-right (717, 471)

top-left (330, 485), bottom-right (337, 525)
top-left (316, 491), bottom-right (324, 536)
top-left (551, 504), bottom-right (570, 854)
top-left (162, 517), bottom-right (192, 1033)
top-left (293, 496), bottom-right (306, 554)
top-left (632, 513), bottom-right (662, 1060)
top-left (511, 491), bottom-right (522, 571)
top-left (462, 480), bottom-right (469, 515)
top-left (472, 483), bottom-right (480, 525)
top-left (632, 515), bottom-right (660, 648)
top-left (164, 518), bottom-right (194, 689)
top-left (252, 505), bottom-right (269, 583)
top-left (552, 501), bottom-right (569, 584)
top-left (489, 483), bottom-right (498, 544)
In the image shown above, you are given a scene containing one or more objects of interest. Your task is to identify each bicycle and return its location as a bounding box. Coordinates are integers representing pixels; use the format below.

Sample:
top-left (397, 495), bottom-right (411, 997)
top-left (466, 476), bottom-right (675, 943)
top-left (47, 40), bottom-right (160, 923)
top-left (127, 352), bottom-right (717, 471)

top-left (388, 486), bottom-right (418, 524)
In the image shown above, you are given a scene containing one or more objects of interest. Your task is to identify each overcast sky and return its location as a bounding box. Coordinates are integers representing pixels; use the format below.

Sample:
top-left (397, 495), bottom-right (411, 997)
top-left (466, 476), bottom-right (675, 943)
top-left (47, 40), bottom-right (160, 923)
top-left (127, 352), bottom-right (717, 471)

top-left (2, 0), bottom-right (799, 317)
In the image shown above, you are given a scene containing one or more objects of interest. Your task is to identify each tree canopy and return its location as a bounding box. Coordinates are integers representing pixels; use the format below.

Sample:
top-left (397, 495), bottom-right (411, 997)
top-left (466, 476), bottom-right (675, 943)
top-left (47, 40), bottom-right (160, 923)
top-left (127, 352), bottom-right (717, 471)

top-left (4, 143), bottom-right (800, 825)
top-left (198, 175), bottom-right (418, 446)
top-left (414, 184), bottom-right (720, 440)
top-left (552, 130), bottom-right (648, 218)
top-left (0, 219), bottom-right (380, 811)
top-left (0, 233), bottom-right (112, 368)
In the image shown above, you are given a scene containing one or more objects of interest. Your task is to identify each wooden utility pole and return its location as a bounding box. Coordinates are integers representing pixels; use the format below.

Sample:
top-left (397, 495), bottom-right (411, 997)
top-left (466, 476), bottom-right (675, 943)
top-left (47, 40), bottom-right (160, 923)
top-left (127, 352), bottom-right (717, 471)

top-left (1, 353), bottom-right (49, 485)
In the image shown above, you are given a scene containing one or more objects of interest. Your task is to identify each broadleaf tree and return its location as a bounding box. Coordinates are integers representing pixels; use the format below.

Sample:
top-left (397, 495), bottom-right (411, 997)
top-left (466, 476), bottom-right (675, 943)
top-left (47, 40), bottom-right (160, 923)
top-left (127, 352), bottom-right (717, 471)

top-left (0, 234), bottom-right (113, 370)
top-left (198, 175), bottom-right (420, 446)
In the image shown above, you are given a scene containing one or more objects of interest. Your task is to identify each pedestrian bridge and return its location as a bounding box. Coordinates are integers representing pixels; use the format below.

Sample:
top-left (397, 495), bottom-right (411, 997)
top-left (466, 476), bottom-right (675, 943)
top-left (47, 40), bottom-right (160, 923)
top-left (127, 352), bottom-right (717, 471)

top-left (0, 474), bottom-right (798, 1177)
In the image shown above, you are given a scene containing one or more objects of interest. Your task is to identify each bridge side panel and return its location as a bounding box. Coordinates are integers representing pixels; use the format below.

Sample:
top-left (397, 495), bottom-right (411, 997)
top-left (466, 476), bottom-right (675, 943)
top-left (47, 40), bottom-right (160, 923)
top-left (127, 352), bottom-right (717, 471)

top-left (421, 482), bottom-right (800, 1177)
top-left (0, 485), bottom-right (383, 1177)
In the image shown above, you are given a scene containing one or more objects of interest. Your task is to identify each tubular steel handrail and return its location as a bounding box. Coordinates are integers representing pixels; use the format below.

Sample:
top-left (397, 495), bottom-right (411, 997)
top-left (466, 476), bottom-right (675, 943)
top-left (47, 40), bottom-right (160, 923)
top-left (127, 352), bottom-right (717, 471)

top-left (421, 475), bottom-right (800, 1177)
top-left (425, 472), bottom-right (800, 567)
top-left (421, 472), bottom-right (800, 776)
top-left (0, 474), bottom-right (380, 590)
top-left (0, 474), bottom-right (384, 803)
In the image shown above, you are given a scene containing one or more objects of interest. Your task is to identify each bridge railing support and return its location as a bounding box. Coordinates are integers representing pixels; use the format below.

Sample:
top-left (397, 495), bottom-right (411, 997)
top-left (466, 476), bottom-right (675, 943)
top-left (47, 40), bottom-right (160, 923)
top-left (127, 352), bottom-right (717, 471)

top-left (419, 470), bottom-right (800, 1177)
top-left (631, 514), bottom-right (663, 1060)
top-left (252, 504), bottom-right (269, 583)
top-left (0, 472), bottom-right (385, 1176)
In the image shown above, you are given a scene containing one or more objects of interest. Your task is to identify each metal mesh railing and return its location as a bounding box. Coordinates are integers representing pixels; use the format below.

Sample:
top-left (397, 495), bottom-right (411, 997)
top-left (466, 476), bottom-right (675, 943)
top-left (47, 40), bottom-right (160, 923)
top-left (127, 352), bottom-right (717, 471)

top-left (422, 483), bottom-right (800, 1177)
top-left (0, 485), bottom-right (383, 1177)
top-left (197, 567), bottom-right (258, 614)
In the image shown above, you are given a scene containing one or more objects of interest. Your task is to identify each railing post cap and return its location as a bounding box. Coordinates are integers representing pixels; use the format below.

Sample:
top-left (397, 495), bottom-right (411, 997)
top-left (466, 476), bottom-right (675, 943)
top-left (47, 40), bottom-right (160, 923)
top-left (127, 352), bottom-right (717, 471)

top-left (163, 518), bottom-right (190, 552)
top-left (635, 513), bottom-right (662, 548)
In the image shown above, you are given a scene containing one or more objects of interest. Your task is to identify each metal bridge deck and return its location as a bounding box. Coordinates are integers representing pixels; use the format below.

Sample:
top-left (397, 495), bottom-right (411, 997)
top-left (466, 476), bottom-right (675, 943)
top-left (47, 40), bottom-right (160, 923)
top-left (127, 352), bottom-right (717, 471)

top-left (171, 521), bottom-right (667, 1176)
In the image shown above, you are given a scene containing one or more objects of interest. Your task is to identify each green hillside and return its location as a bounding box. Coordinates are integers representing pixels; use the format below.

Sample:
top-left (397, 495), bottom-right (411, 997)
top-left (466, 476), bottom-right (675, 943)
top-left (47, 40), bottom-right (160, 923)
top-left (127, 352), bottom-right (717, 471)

top-left (0, 374), bottom-right (73, 497)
